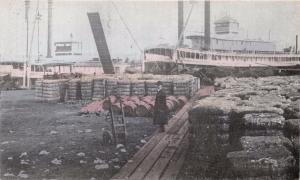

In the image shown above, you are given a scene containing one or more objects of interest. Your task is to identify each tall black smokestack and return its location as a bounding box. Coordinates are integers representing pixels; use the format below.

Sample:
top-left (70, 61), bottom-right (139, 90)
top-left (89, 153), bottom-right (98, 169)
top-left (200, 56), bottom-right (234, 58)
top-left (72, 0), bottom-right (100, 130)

top-left (296, 35), bottom-right (298, 54)
top-left (178, 0), bottom-right (184, 46)
top-left (47, 0), bottom-right (53, 58)
top-left (204, 0), bottom-right (210, 50)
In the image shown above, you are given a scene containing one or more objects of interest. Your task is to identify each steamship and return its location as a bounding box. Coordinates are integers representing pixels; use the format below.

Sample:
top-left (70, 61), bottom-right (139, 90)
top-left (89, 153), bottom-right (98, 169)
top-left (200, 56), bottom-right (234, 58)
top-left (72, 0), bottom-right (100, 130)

top-left (143, 2), bottom-right (300, 75)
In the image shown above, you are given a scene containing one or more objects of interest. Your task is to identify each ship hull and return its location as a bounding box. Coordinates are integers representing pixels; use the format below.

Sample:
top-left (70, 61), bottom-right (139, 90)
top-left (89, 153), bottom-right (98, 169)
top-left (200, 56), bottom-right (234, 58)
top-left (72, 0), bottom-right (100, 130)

top-left (144, 61), bottom-right (300, 77)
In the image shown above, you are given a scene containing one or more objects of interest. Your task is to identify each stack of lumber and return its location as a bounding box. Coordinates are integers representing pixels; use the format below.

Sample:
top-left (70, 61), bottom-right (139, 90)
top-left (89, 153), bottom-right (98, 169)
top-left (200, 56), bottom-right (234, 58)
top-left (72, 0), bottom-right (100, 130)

top-left (80, 78), bottom-right (94, 100)
top-left (36, 79), bottom-right (68, 102)
top-left (131, 80), bottom-right (145, 96)
top-left (92, 78), bottom-right (105, 100)
top-left (67, 79), bottom-right (81, 100)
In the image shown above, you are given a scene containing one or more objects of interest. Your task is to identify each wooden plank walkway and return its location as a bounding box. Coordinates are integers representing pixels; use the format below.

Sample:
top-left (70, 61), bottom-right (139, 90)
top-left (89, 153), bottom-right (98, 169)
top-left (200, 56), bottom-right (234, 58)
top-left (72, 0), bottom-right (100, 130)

top-left (111, 86), bottom-right (214, 180)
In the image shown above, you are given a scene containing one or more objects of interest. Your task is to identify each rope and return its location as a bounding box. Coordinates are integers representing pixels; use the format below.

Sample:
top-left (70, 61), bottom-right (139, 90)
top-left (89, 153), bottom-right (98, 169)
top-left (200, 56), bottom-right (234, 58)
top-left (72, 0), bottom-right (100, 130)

top-left (111, 1), bottom-right (142, 53)
top-left (110, 1), bottom-right (162, 73)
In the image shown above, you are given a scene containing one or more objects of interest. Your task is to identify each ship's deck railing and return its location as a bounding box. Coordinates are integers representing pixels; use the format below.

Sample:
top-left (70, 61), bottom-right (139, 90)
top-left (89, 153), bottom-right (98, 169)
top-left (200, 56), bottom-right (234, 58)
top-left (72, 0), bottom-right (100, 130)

top-left (144, 48), bottom-right (300, 67)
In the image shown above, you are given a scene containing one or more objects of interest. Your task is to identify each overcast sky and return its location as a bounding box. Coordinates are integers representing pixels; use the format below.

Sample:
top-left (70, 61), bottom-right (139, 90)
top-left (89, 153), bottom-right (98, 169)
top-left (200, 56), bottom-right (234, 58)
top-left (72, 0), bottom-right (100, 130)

top-left (0, 0), bottom-right (299, 61)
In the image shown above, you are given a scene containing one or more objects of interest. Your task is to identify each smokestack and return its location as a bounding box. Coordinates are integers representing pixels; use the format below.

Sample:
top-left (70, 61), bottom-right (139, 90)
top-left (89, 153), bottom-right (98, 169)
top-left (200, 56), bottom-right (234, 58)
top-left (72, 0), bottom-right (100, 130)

top-left (204, 0), bottom-right (210, 50)
top-left (296, 35), bottom-right (298, 54)
top-left (178, 0), bottom-right (184, 46)
top-left (47, 0), bottom-right (53, 58)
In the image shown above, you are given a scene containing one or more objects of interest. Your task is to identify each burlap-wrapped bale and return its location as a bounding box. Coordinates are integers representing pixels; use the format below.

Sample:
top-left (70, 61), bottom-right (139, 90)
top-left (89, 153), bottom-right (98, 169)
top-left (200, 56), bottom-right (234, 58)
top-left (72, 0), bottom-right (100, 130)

top-left (80, 78), bottom-right (93, 100)
top-left (105, 78), bottom-right (117, 96)
top-left (285, 119), bottom-right (300, 138)
top-left (117, 80), bottom-right (131, 96)
top-left (67, 79), bottom-right (81, 100)
top-left (173, 79), bottom-right (190, 96)
top-left (92, 78), bottom-right (105, 100)
top-left (131, 80), bottom-right (145, 96)
top-left (227, 146), bottom-right (296, 178)
top-left (36, 79), bottom-right (67, 102)
top-left (240, 136), bottom-right (293, 152)
top-left (161, 79), bottom-right (173, 95)
top-left (242, 113), bottom-right (285, 136)
top-left (145, 80), bottom-right (157, 96)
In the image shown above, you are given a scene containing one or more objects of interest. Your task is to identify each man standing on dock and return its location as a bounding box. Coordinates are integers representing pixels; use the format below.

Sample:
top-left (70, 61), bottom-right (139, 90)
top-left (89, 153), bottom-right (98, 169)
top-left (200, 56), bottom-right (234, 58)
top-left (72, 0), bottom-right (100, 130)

top-left (153, 81), bottom-right (168, 132)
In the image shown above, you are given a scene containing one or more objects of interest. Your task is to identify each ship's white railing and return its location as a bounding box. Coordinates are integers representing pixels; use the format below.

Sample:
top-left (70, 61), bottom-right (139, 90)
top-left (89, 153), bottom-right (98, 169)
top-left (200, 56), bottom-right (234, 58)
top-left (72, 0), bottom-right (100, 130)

top-left (144, 48), bottom-right (300, 67)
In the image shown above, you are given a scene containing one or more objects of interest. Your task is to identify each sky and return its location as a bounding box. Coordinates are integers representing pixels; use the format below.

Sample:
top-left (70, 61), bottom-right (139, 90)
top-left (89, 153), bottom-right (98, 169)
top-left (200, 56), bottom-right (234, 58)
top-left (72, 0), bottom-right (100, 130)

top-left (0, 0), bottom-right (299, 62)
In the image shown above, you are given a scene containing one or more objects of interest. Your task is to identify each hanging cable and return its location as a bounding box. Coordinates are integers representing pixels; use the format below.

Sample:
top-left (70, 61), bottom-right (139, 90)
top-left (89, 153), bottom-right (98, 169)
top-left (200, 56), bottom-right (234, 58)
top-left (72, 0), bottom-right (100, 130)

top-left (28, 0), bottom-right (40, 62)
top-left (111, 1), bottom-right (143, 53)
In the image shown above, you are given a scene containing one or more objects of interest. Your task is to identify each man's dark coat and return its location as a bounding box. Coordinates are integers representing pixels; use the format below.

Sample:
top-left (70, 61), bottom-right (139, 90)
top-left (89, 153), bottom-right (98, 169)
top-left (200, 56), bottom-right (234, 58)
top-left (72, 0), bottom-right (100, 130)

top-left (153, 89), bottom-right (168, 125)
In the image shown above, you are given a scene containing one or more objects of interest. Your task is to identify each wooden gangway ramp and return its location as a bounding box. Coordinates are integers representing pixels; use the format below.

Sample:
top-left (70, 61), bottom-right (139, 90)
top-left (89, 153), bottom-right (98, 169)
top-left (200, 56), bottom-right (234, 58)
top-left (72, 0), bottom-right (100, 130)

top-left (111, 86), bottom-right (214, 180)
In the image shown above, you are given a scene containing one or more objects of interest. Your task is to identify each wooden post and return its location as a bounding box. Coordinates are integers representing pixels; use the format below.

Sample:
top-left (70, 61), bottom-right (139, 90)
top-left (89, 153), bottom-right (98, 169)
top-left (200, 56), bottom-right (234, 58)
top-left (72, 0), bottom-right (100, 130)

top-left (109, 97), bottom-right (117, 145)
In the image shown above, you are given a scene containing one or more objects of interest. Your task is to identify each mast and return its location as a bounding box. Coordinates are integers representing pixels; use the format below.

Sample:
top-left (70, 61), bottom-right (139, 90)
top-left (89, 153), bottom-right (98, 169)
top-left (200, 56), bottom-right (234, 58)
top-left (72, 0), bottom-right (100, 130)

top-left (47, 0), bottom-right (53, 58)
top-left (178, 0), bottom-right (184, 46)
top-left (24, 0), bottom-right (30, 88)
top-left (204, 0), bottom-right (210, 50)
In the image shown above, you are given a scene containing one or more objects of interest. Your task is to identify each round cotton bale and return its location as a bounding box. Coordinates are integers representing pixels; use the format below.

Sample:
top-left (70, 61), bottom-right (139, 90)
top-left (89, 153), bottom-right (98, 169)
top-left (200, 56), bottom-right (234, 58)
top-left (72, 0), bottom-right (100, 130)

top-left (123, 101), bottom-right (137, 116)
top-left (166, 99), bottom-right (175, 112)
top-left (129, 96), bottom-right (141, 103)
top-left (135, 101), bottom-right (152, 117)
top-left (177, 96), bottom-right (188, 107)
top-left (112, 103), bottom-right (121, 114)
top-left (102, 96), bottom-right (117, 110)
top-left (166, 96), bottom-right (180, 109)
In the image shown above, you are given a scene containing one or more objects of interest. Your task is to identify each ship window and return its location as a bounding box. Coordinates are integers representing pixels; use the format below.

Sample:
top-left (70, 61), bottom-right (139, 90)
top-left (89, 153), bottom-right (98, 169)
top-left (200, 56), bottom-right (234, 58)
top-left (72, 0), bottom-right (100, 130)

top-left (191, 53), bottom-right (195, 59)
top-left (186, 52), bottom-right (191, 58)
top-left (196, 53), bottom-right (200, 59)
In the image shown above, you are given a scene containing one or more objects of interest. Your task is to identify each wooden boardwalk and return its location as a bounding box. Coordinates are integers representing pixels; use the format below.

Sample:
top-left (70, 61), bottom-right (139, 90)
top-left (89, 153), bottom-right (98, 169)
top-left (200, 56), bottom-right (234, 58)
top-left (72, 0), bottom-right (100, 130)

top-left (111, 86), bottom-right (214, 180)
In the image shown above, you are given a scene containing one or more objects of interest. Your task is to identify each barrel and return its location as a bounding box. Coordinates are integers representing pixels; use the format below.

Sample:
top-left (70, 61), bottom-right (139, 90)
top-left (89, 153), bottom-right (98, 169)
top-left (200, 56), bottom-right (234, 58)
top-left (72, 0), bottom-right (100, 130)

top-left (166, 99), bottom-right (175, 112)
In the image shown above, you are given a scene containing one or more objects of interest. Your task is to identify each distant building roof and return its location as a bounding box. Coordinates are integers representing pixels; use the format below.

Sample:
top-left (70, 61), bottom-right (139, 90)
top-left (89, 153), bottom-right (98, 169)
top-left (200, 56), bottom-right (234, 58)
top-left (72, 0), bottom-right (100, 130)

top-left (214, 16), bottom-right (239, 24)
